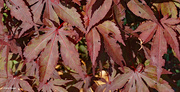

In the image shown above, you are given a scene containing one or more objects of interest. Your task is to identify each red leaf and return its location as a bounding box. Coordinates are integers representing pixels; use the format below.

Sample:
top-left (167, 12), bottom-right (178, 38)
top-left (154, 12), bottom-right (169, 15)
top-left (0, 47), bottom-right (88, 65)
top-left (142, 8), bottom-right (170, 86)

top-left (161, 18), bottom-right (180, 61)
top-left (28, 0), bottom-right (59, 24)
top-left (24, 29), bottom-right (55, 83)
top-left (127, 0), bottom-right (159, 24)
top-left (162, 18), bottom-right (180, 25)
top-left (164, 25), bottom-right (180, 61)
top-left (18, 22), bottom-right (34, 37)
top-left (0, 39), bottom-right (10, 46)
top-left (6, 0), bottom-right (34, 37)
top-left (24, 22), bottom-right (85, 83)
top-left (113, 0), bottom-right (120, 5)
top-left (134, 16), bottom-right (180, 80)
top-left (85, 0), bottom-right (96, 18)
top-left (39, 79), bottom-right (71, 92)
top-left (72, 0), bottom-right (81, 6)
top-left (87, 0), bottom-right (112, 32)
top-left (0, 70), bottom-right (33, 92)
top-left (96, 65), bottom-right (174, 92)
top-left (0, 1), bottom-right (3, 10)
top-left (71, 73), bottom-right (92, 91)
top-left (53, 2), bottom-right (86, 32)
top-left (104, 68), bottom-right (133, 92)
top-left (25, 61), bottom-right (39, 77)
top-left (30, 0), bottom-right (44, 23)
top-left (6, 0), bottom-right (33, 23)
top-left (58, 28), bottom-right (85, 79)
top-left (43, 0), bottom-right (59, 25)
top-left (140, 65), bottom-right (174, 92)
top-left (98, 21), bottom-right (124, 45)
top-left (9, 39), bottom-right (22, 55)
top-left (113, 3), bottom-right (126, 28)
top-left (97, 21), bottom-right (125, 67)
top-left (85, 28), bottom-right (101, 66)
top-left (24, 30), bottom-right (55, 63)
top-left (134, 21), bottom-right (157, 43)
top-left (150, 26), bottom-right (167, 80)
top-left (0, 13), bottom-right (3, 35)
top-left (39, 33), bottom-right (59, 83)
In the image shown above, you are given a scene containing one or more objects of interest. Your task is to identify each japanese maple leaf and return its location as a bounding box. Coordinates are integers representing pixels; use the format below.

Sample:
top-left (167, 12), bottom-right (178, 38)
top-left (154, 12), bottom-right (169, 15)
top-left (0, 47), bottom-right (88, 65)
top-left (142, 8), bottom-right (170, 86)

top-left (71, 73), bottom-right (92, 91)
top-left (0, 35), bottom-right (21, 59)
top-left (6, 0), bottom-right (35, 37)
top-left (85, 20), bottom-right (125, 69)
top-left (25, 61), bottom-right (39, 78)
top-left (113, 1), bottom-right (126, 28)
top-left (96, 21), bottom-right (125, 67)
top-left (96, 64), bottom-right (174, 92)
top-left (24, 24), bottom-right (86, 84)
top-left (38, 79), bottom-right (71, 92)
top-left (127, 0), bottom-right (159, 24)
top-left (85, 28), bottom-right (101, 67)
top-left (83, 0), bottom-right (96, 27)
top-left (0, 1), bottom-right (3, 10)
top-left (72, 0), bottom-right (81, 6)
top-left (28, 0), bottom-right (59, 24)
top-left (52, 1), bottom-right (86, 32)
top-left (0, 70), bottom-right (33, 92)
top-left (6, 0), bottom-right (33, 23)
top-left (0, 14), bottom-right (3, 35)
top-left (134, 16), bottom-right (180, 79)
top-left (28, 0), bottom-right (86, 32)
top-left (0, 2), bottom-right (3, 34)
top-left (0, 35), bottom-right (22, 76)
top-left (86, 0), bottom-right (113, 32)
top-left (82, 0), bottom-right (114, 68)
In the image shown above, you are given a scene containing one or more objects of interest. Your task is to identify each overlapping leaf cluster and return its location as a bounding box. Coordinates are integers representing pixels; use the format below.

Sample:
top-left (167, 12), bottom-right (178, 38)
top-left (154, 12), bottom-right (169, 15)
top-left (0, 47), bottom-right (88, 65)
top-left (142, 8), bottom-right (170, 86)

top-left (0, 0), bottom-right (180, 91)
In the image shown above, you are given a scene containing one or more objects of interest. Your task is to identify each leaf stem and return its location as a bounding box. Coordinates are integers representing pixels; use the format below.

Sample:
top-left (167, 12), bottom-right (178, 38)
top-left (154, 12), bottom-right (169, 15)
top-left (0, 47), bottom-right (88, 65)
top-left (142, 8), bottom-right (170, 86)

top-left (57, 22), bottom-right (65, 29)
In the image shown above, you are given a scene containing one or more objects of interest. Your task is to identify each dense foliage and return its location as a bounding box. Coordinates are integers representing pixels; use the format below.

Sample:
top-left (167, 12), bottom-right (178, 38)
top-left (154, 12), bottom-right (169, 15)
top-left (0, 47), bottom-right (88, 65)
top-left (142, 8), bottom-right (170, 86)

top-left (0, 0), bottom-right (180, 92)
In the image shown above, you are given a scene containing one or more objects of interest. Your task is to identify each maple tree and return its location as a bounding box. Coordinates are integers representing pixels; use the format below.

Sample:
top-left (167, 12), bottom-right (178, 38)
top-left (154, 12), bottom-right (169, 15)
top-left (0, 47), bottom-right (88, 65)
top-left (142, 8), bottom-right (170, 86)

top-left (0, 0), bottom-right (180, 92)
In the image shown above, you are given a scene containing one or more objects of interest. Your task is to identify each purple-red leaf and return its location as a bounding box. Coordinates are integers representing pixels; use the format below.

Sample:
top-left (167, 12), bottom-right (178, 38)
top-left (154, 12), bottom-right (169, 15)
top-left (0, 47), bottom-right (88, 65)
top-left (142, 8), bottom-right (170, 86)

top-left (134, 21), bottom-right (157, 43)
top-left (6, 0), bottom-right (33, 23)
top-left (134, 16), bottom-right (180, 80)
top-left (85, 0), bottom-right (96, 18)
top-left (72, 0), bottom-right (81, 6)
top-left (28, 0), bottom-right (59, 24)
top-left (161, 17), bottom-right (180, 61)
top-left (53, 2), bottom-right (86, 32)
top-left (97, 65), bottom-right (174, 92)
top-left (24, 30), bottom-right (55, 63)
top-left (97, 21), bottom-right (125, 67)
top-left (26, 61), bottom-right (39, 77)
top-left (150, 26), bottom-right (167, 80)
top-left (43, 0), bottom-right (59, 25)
top-left (0, 1), bottom-right (3, 10)
top-left (87, 0), bottom-right (112, 32)
top-left (85, 28), bottom-right (101, 67)
top-left (113, 3), bottom-right (126, 28)
top-left (98, 21), bottom-right (124, 44)
top-left (58, 28), bottom-right (85, 79)
top-left (39, 79), bottom-right (71, 92)
top-left (6, 0), bottom-right (34, 37)
top-left (0, 12), bottom-right (3, 35)
top-left (127, 0), bottom-right (159, 24)
top-left (0, 70), bottom-right (33, 92)
top-left (163, 25), bottom-right (180, 61)
top-left (140, 65), bottom-right (174, 92)
top-left (39, 33), bottom-right (59, 83)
